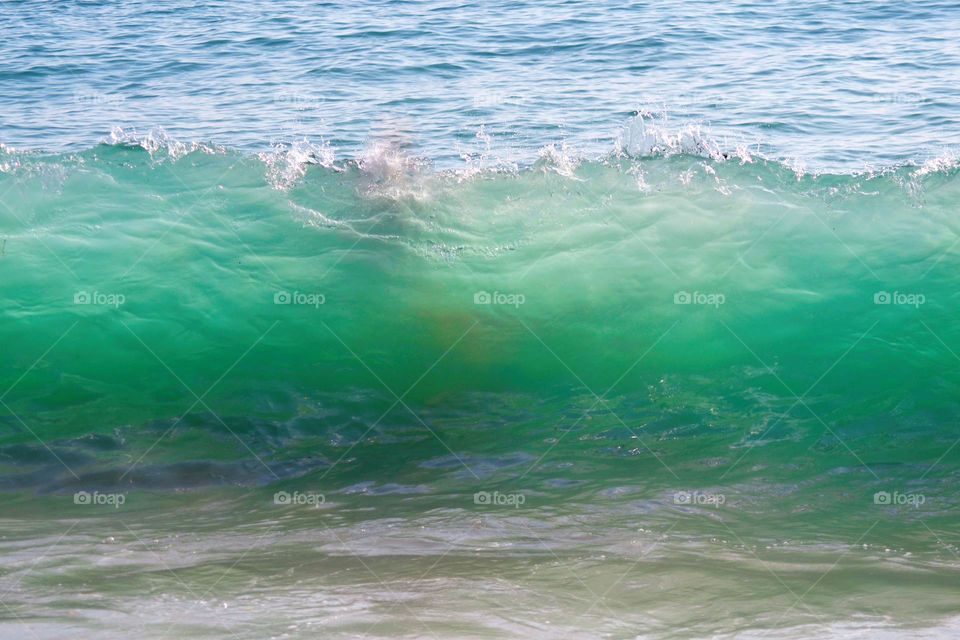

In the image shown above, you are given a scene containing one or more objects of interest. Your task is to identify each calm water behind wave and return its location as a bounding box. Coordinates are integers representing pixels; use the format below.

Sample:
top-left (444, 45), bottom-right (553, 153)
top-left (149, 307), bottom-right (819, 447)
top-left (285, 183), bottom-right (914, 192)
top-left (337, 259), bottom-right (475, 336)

top-left (2, 0), bottom-right (959, 168)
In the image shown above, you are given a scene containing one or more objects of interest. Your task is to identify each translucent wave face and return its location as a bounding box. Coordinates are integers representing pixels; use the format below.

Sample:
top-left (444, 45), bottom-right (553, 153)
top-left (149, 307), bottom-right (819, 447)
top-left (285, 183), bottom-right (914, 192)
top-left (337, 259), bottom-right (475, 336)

top-left (2, 132), bottom-right (960, 640)
top-left (2, 145), bottom-right (959, 460)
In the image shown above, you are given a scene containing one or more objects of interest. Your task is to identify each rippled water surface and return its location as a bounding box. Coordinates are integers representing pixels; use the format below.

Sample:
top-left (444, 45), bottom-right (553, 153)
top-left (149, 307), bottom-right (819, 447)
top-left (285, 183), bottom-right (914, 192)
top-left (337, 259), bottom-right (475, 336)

top-left (2, 0), bottom-right (960, 167)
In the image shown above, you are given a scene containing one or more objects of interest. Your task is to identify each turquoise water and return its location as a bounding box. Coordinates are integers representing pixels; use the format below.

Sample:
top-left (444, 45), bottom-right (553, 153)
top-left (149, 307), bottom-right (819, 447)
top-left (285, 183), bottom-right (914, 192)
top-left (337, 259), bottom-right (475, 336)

top-left (2, 1), bottom-right (960, 638)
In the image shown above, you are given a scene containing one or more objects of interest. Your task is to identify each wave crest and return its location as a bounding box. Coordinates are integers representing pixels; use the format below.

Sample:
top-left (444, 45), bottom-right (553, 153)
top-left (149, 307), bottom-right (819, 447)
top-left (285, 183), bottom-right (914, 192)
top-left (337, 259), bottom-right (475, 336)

top-left (616, 113), bottom-right (757, 164)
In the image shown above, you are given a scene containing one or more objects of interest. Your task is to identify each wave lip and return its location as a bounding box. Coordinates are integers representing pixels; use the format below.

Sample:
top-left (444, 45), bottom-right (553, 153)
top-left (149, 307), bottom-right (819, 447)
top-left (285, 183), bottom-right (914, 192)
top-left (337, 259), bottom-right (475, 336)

top-left (3, 119), bottom-right (958, 199)
top-left (616, 113), bottom-right (757, 163)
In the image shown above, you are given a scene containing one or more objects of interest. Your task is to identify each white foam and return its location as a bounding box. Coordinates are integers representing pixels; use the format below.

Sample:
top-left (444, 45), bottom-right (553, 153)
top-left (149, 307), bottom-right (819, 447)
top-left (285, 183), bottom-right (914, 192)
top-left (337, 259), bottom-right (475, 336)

top-left (356, 140), bottom-right (433, 201)
top-left (535, 142), bottom-right (582, 179)
top-left (258, 139), bottom-right (337, 190)
top-left (107, 126), bottom-right (225, 159)
top-left (617, 112), bottom-right (727, 161)
top-left (915, 151), bottom-right (960, 177)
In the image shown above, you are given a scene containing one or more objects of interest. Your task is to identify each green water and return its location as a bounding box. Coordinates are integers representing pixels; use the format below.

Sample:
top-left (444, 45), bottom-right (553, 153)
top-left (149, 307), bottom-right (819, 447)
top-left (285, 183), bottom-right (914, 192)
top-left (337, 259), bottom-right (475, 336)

top-left (1, 144), bottom-right (959, 637)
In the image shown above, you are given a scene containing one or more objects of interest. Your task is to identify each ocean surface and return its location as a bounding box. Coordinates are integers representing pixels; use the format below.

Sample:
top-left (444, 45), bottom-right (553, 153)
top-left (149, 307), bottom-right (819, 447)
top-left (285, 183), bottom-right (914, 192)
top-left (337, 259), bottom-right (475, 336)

top-left (2, 1), bottom-right (960, 638)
